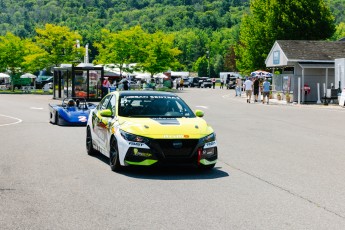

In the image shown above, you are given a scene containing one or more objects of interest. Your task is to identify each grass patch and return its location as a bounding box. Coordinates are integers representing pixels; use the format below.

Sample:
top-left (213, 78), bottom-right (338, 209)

top-left (0, 89), bottom-right (53, 95)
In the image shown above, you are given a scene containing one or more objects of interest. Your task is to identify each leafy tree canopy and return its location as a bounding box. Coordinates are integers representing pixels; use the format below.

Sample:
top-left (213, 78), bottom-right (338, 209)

top-left (0, 32), bottom-right (25, 75)
top-left (0, 0), bottom-right (343, 76)
top-left (236, 0), bottom-right (336, 74)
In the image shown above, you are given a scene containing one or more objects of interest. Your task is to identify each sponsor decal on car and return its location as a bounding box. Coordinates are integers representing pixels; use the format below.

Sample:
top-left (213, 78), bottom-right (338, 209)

top-left (133, 148), bottom-right (152, 157)
top-left (162, 134), bottom-right (185, 138)
top-left (78, 116), bottom-right (87, 122)
top-left (204, 141), bottom-right (217, 148)
top-left (152, 118), bottom-right (180, 125)
top-left (128, 142), bottom-right (150, 149)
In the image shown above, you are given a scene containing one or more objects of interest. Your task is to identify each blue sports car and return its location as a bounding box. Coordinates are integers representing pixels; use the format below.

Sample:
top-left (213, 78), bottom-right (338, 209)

top-left (49, 98), bottom-right (96, 126)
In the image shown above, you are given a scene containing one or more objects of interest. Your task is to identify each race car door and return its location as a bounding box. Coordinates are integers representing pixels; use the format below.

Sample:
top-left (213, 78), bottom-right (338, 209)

top-left (95, 94), bottom-right (116, 153)
top-left (92, 95), bottom-right (113, 150)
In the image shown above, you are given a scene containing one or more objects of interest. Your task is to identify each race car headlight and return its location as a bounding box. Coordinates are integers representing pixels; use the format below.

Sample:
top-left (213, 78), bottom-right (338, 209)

top-left (120, 130), bottom-right (149, 143)
top-left (201, 133), bottom-right (216, 144)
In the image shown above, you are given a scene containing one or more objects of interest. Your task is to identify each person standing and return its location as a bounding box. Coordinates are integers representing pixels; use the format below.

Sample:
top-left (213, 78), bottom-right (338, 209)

top-left (253, 77), bottom-right (260, 102)
top-left (244, 77), bottom-right (253, 103)
top-left (123, 78), bottom-right (129, 90)
top-left (175, 78), bottom-right (180, 90)
top-left (109, 79), bottom-right (117, 92)
top-left (226, 76), bottom-right (230, 89)
top-left (212, 78), bottom-right (216, 89)
top-left (179, 78), bottom-right (184, 90)
top-left (102, 77), bottom-right (110, 96)
top-left (235, 77), bottom-right (242, 97)
top-left (220, 78), bottom-right (224, 89)
top-left (262, 78), bottom-right (271, 104)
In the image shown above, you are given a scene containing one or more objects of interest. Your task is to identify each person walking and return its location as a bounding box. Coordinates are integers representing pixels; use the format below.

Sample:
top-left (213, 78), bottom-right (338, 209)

top-left (253, 77), bottom-right (260, 102)
top-left (179, 78), bottom-right (184, 90)
top-left (212, 78), bottom-right (216, 89)
top-left (235, 77), bottom-right (242, 97)
top-left (262, 78), bottom-right (271, 104)
top-left (244, 77), bottom-right (253, 103)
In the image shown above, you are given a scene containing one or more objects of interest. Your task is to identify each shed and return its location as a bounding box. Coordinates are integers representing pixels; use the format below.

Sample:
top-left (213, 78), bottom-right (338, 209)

top-left (265, 40), bottom-right (345, 103)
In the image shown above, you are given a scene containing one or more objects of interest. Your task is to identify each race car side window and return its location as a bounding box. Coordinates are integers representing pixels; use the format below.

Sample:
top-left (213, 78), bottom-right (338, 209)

top-left (98, 95), bottom-right (112, 111)
top-left (107, 95), bottom-right (116, 116)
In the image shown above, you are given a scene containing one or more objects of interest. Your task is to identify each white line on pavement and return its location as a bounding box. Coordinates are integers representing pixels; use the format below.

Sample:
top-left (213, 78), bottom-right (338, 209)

top-left (0, 114), bottom-right (23, 127)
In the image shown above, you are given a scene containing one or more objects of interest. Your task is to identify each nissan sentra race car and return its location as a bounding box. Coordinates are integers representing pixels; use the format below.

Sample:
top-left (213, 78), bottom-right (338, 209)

top-left (49, 97), bottom-right (96, 126)
top-left (86, 91), bottom-right (218, 172)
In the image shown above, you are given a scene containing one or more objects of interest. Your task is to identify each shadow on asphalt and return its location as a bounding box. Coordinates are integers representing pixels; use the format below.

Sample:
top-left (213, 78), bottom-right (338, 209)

top-left (91, 153), bottom-right (229, 180)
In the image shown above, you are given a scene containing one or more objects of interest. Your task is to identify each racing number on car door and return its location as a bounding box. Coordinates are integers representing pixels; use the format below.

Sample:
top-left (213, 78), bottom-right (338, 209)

top-left (98, 95), bottom-right (116, 147)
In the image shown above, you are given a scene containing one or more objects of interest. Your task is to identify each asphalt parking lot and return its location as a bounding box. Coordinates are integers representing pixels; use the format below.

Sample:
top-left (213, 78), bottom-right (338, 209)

top-left (1, 90), bottom-right (345, 229)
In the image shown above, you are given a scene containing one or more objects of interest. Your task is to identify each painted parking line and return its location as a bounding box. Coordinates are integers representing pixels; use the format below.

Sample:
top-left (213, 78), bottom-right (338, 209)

top-left (0, 114), bottom-right (22, 127)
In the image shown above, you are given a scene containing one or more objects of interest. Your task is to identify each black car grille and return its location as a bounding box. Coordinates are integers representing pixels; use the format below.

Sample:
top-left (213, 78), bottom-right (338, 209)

top-left (150, 139), bottom-right (199, 159)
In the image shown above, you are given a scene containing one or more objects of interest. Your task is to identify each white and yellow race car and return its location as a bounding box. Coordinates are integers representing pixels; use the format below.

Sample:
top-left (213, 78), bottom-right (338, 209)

top-left (86, 91), bottom-right (217, 172)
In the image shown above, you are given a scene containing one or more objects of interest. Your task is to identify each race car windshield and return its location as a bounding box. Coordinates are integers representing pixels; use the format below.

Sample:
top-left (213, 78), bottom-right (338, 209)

top-left (118, 95), bottom-right (196, 118)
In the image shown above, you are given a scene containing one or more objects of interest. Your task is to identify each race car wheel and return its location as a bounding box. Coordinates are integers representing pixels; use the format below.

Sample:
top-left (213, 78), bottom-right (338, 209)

top-left (109, 138), bottom-right (122, 172)
top-left (55, 112), bottom-right (62, 125)
top-left (86, 127), bottom-right (96, 156)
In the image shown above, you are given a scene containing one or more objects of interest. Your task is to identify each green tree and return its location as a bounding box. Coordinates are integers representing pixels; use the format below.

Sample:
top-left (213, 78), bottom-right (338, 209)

top-left (94, 26), bottom-right (147, 76)
top-left (22, 39), bottom-right (49, 73)
top-left (193, 56), bottom-right (208, 77)
top-left (236, 0), bottom-right (335, 74)
top-left (331, 22), bottom-right (345, 40)
top-left (0, 32), bottom-right (25, 75)
top-left (173, 28), bottom-right (210, 71)
top-left (140, 31), bottom-right (182, 77)
top-left (34, 24), bottom-right (84, 67)
top-left (268, 0), bottom-right (335, 40)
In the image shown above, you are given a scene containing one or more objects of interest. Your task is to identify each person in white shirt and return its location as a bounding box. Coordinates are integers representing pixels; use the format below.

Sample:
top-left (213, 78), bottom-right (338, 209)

top-left (244, 77), bottom-right (253, 103)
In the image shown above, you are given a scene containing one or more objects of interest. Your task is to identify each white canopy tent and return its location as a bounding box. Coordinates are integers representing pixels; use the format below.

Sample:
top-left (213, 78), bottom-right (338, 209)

top-left (0, 73), bottom-right (10, 78)
top-left (20, 73), bottom-right (37, 89)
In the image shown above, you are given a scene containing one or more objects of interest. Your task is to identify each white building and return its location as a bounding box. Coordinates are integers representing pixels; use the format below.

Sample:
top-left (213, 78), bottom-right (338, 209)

top-left (265, 40), bottom-right (345, 103)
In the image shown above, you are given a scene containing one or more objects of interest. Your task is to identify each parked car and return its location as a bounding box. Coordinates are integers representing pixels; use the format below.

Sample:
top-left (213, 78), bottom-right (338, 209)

top-left (36, 76), bottom-right (53, 89)
top-left (86, 91), bottom-right (218, 172)
top-left (182, 77), bottom-right (190, 87)
top-left (226, 76), bottom-right (237, 89)
top-left (188, 77), bottom-right (200, 87)
top-left (198, 77), bottom-right (212, 88)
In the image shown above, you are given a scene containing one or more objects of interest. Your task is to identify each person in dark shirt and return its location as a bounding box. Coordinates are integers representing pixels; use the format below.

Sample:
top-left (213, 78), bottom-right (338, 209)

top-left (253, 77), bottom-right (260, 102)
top-left (123, 79), bottom-right (129, 90)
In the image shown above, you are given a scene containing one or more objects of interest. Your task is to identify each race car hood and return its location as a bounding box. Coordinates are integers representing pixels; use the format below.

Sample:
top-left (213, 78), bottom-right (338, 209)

top-left (118, 117), bottom-right (213, 139)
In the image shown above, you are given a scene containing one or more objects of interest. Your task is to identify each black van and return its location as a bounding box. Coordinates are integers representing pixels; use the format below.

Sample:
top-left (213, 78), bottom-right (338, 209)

top-left (188, 77), bottom-right (200, 87)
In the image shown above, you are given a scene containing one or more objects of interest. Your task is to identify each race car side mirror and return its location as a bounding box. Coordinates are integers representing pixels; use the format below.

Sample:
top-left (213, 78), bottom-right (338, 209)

top-left (195, 110), bottom-right (204, 117)
top-left (100, 109), bottom-right (113, 117)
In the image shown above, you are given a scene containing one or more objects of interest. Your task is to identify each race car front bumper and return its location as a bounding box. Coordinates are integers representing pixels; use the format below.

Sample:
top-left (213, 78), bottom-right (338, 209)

top-left (123, 138), bottom-right (217, 167)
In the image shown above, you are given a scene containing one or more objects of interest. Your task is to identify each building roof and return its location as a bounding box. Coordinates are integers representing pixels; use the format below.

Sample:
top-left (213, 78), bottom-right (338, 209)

top-left (276, 40), bottom-right (345, 61)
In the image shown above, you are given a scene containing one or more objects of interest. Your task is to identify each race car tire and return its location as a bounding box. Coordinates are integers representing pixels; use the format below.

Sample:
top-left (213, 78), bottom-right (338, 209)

top-left (56, 115), bottom-right (60, 125)
top-left (86, 127), bottom-right (97, 156)
top-left (54, 112), bottom-right (58, 125)
top-left (198, 163), bottom-right (216, 171)
top-left (109, 137), bottom-right (122, 172)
